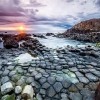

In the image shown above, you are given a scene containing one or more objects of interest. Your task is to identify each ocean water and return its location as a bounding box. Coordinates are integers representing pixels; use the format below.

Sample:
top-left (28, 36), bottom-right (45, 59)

top-left (37, 36), bottom-right (94, 49)
top-left (0, 30), bottom-right (94, 49)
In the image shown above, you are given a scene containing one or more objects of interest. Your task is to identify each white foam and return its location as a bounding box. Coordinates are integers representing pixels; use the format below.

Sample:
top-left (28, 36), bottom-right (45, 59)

top-left (15, 53), bottom-right (38, 63)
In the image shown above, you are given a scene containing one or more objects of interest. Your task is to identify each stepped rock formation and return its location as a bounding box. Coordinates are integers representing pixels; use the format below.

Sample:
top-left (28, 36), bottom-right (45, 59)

top-left (63, 18), bottom-right (100, 42)
top-left (73, 18), bottom-right (100, 32)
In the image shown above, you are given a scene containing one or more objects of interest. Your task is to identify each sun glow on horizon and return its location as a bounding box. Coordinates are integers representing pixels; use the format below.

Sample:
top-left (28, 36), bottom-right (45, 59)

top-left (17, 25), bottom-right (26, 34)
top-left (0, 23), bottom-right (28, 35)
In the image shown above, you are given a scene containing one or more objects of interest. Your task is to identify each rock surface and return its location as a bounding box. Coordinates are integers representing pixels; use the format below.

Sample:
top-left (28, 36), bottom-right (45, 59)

top-left (0, 35), bottom-right (100, 100)
top-left (1, 82), bottom-right (14, 95)
top-left (62, 18), bottom-right (100, 42)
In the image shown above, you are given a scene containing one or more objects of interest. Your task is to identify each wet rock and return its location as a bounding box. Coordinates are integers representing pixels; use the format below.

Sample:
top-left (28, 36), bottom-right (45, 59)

top-left (47, 86), bottom-right (56, 97)
top-left (7, 66), bottom-right (15, 70)
top-left (53, 82), bottom-right (63, 92)
top-left (26, 77), bottom-right (34, 84)
top-left (61, 93), bottom-right (69, 100)
top-left (86, 73), bottom-right (98, 82)
top-left (22, 85), bottom-right (34, 100)
top-left (78, 76), bottom-right (89, 84)
top-left (80, 88), bottom-right (92, 97)
top-left (17, 76), bottom-right (26, 86)
top-left (4, 38), bottom-right (19, 49)
top-left (1, 82), bottom-right (14, 95)
top-left (11, 74), bottom-right (21, 82)
top-left (2, 69), bottom-right (9, 76)
top-left (69, 48), bottom-right (80, 53)
top-left (46, 33), bottom-right (54, 36)
top-left (9, 71), bottom-right (16, 76)
top-left (75, 82), bottom-right (84, 90)
top-left (89, 51), bottom-right (99, 58)
top-left (42, 82), bottom-right (50, 89)
top-left (39, 77), bottom-right (46, 84)
top-left (69, 92), bottom-right (82, 100)
top-left (40, 89), bottom-right (46, 95)
top-left (79, 51), bottom-right (86, 56)
top-left (62, 79), bottom-right (71, 88)
top-left (16, 95), bottom-right (21, 100)
top-left (69, 84), bottom-right (78, 92)
top-left (47, 77), bottom-right (56, 85)
top-left (36, 94), bottom-right (42, 100)
top-left (1, 76), bottom-right (10, 84)
top-left (15, 86), bottom-right (22, 94)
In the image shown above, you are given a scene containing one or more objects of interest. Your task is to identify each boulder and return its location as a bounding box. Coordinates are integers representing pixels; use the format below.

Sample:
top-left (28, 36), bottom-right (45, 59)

top-left (15, 86), bottom-right (22, 94)
top-left (4, 38), bottom-right (19, 49)
top-left (1, 82), bottom-right (14, 95)
top-left (22, 85), bottom-right (34, 100)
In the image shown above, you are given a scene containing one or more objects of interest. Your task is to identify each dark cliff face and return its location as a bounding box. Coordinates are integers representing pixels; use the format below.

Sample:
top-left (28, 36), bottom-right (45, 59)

top-left (73, 18), bottom-right (100, 32)
top-left (63, 18), bottom-right (100, 42)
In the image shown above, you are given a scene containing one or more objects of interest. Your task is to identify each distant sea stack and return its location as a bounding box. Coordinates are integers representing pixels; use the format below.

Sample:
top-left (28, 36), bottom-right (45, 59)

top-left (63, 18), bottom-right (100, 42)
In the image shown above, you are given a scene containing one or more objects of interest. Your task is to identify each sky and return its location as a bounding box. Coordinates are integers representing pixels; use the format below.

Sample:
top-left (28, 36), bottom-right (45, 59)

top-left (0, 0), bottom-right (100, 33)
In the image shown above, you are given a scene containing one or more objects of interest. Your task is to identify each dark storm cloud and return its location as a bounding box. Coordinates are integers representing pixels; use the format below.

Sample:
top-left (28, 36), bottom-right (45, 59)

top-left (96, 0), bottom-right (100, 7)
top-left (0, 0), bottom-right (100, 32)
top-left (0, 0), bottom-right (25, 16)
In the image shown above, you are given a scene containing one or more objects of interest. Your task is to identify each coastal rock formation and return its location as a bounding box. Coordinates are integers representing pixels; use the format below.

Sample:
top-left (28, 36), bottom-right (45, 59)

top-left (63, 18), bottom-right (100, 42)
top-left (46, 33), bottom-right (54, 36)
top-left (4, 37), bottom-right (19, 49)
top-left (33, 34), bottom-right (46, 39)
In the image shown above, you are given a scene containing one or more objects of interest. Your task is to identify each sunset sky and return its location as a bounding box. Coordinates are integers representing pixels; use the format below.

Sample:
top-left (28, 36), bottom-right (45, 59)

top-left (0, 0), bottom-right (100, 33)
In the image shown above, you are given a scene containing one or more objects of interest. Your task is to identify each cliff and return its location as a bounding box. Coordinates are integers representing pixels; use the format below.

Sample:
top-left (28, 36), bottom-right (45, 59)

top-left (63, 18), bottom-right (100, 42)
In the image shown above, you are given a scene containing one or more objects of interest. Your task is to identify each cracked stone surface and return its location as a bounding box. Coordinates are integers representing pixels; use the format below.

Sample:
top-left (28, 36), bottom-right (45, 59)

top-left (0, 39), bottom-right (100, 100)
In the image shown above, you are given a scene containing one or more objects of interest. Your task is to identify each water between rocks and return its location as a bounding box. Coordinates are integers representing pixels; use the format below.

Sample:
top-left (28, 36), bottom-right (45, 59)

top-left (0, 36), bottom-right (94, 49)
top-left (37, 36), bottom-right (94, 49)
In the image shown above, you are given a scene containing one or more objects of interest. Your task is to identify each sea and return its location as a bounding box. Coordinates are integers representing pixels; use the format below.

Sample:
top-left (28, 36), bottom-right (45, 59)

top-left (0, 30), bottom-right (94, 49)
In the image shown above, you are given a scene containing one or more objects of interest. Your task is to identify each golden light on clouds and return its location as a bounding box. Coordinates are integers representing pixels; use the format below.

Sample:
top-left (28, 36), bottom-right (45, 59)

top-left (0, 27), bottom-right (16, 31)
top-left (0, 23), bottom-right (27, 31)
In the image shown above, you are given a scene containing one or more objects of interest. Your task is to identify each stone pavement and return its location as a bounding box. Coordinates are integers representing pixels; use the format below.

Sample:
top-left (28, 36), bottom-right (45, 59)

top-left (0, 45), bottom-right (100, 100)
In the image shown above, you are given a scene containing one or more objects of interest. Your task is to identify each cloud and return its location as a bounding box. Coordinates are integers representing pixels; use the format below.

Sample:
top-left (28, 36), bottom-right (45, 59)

top-left (95, 0), bottom-right (100, 8)
top-left (0, 0), bottom-right (100, 33)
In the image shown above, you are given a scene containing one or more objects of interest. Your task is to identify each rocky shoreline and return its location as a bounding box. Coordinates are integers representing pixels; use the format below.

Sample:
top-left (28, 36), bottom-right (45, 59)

top-left (57, 18), bottom-right (100, 43)
top-left (0, 34), bottom-right (100, 100)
